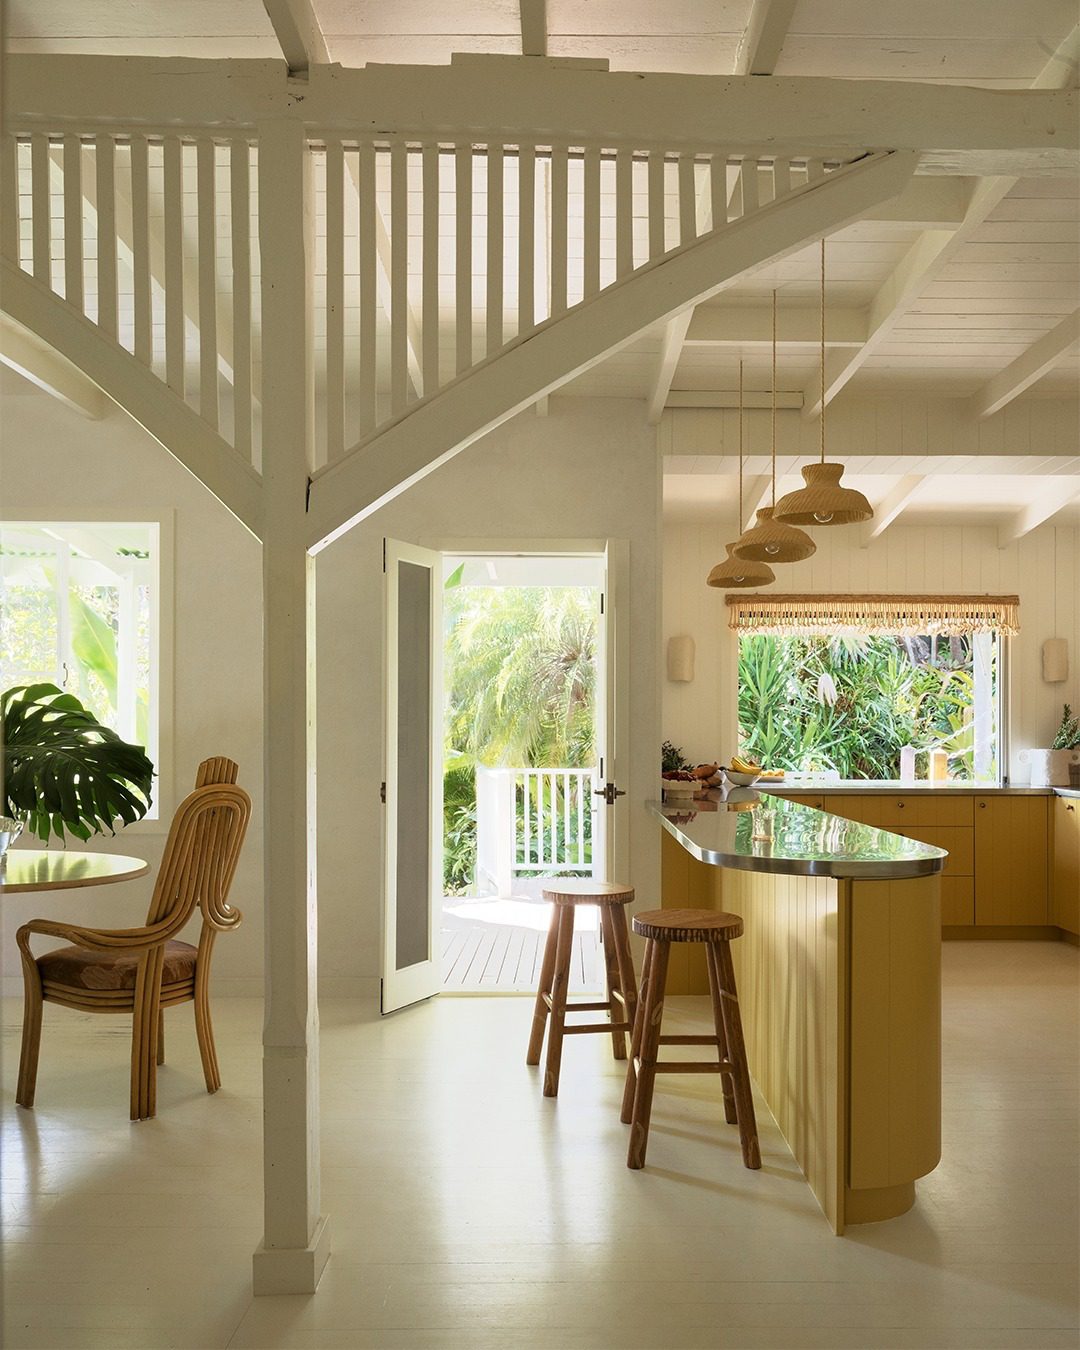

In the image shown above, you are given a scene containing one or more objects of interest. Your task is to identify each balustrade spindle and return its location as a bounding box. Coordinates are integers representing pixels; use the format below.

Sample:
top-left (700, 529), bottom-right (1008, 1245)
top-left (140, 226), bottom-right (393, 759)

top-left (741, 158), bottom-right (759, 217)
top-left (455, 142), bottom-right (473, 376)
top-left (583, 145), bottom-right (601, 298)
top-left (30, 134), bottom-right (51, 285)
top-left (420, 142), bottom-right (440, 398)
top-left (390, 139), bottom-right (409, 416)
top-left (324, 138), bottom-right (345, 458)
top-left (1, 136), bottom-right (19, 263)
top-left (485, 144), bottom-right (504, 355)
top-left (647, 151), bottom-right (665, 260)
top-left (162, 137), bottom-right (184, 396)
top-left (518, 144), bottom-right (535, 334)
top-left (615, 147), bottom-right (633, 276)
top-left (129, 136), bottom-right (152, 365)
top-left (94, 136), bottom-right (117, 338)
top-left (196, 138), bottom-right (218, 430)
top-left (62, 135), bottom-right (84, 311)
top-left (356, 142), bottom-right (377, 435)
top-left (229, 140), bottom-right (253, 459)
top-left (549, 144), bottom-right (568, 317)
top-left (773, 157), bottom-right (791, 203)
top-left (678, 153), bottom-right (697, 248)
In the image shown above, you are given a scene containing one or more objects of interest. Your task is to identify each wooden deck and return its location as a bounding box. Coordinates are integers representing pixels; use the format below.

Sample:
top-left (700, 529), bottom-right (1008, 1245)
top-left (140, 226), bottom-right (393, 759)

top-left (441, 898), bottom-right (603, 993)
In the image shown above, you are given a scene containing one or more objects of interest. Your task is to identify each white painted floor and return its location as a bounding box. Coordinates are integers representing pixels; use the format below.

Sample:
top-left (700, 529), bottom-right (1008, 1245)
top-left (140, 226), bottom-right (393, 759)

top-left (3, 941), bottom-right (1077, 1349)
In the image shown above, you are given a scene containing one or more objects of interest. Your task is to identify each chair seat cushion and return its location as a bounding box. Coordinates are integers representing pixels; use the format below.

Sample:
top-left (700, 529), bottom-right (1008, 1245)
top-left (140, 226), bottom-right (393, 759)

top-left (38, 940), bottom-right (197, 991)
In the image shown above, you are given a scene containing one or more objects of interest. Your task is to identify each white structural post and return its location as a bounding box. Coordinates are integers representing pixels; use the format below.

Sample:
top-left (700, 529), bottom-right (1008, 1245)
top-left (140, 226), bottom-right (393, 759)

top-left (251, 118), bottom-right (329, 1296)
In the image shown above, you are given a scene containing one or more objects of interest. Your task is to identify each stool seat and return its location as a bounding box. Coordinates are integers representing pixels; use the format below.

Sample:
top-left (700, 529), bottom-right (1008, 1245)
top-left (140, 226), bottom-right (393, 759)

top-left (632, 908), bottom-right (743, 942)
top-left (622, 906), bottom-right (760, 1172)
top-left (528, 881), bottom-right (638, 1096)
top-left (543, 880), bottom-right (635, 906)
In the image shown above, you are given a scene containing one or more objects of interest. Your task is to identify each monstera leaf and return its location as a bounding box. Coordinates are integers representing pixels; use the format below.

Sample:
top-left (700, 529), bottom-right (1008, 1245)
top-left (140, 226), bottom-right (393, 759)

top-left (2, 683), bottom-right (154, 843)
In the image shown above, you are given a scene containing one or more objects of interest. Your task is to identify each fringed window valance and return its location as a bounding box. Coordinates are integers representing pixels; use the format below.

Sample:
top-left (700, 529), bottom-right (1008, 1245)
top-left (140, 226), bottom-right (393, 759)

top-left (726, 594), bottom-right (1020, 637)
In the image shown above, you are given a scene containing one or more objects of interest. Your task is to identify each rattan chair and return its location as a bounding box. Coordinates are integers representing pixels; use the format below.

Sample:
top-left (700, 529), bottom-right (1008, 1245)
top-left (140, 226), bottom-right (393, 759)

top-left (15, 757), bottom-right (251, 1121)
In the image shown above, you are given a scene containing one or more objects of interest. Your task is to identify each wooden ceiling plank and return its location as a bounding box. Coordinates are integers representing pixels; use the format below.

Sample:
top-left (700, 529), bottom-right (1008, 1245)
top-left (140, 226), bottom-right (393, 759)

top-left (970, 310), bottom-right (1080, 419)
top-left (734, 0), bottom-right (800, 76)
top-left (687, 306), bottom-right (866, 346)
top-left (261, 0), bottom-right (329, 75)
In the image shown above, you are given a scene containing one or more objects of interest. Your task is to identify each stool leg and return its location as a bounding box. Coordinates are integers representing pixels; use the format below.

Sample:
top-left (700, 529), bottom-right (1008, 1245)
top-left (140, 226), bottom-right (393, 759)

top-left (706, 944), bottom-right (738, 1125)
top-left (621, 937), bottom-right (654, 1123)
top-left (542, 906), bottom-right (576, 1097)
top-left (713, 939), bottom-right (761, 1170)
top-left (609, 903), bottom-right (639, 1051)
top-left (627, 939), bottom-right (669, 1170)
top-left (599, 907), bottom-right (626, 1061)
top-left (527, 907), bottom-right (561, 1066)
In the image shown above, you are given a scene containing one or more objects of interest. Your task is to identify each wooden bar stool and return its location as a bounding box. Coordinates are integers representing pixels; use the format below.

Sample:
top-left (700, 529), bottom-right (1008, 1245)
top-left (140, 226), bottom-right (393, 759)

top-left (526, 880), bottom-right (638, 1097)
top-left (621, 908), bottom-right (760, 1172)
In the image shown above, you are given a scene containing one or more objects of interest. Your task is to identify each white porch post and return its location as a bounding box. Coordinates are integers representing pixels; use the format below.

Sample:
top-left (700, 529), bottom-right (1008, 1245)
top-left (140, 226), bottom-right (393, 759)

top-left (252, 118), bottom-right (330, 1296)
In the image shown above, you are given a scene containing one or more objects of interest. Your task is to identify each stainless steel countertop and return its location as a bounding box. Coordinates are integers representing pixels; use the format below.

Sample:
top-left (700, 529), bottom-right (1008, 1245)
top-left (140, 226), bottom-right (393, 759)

top-left (760, 783), bottom-right (1059, 797)
top-left (650, 791), bottom-right (946, 880)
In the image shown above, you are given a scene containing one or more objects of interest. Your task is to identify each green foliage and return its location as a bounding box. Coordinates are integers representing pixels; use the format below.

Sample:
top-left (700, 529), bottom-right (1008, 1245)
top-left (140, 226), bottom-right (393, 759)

top-left (738, 634), bottom-right (993, 781)
top-left (1052, 704), bottom-right (1080, 750)
top-left (442, 757), bottom-right (477, 894)
top-left (661, 740), bottom-right (691, 772)
top-left (2, 683), bottom-right (154, 843)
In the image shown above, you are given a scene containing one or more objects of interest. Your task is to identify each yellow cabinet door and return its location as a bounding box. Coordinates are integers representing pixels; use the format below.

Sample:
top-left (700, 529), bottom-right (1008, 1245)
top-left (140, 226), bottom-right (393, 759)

top-left (1052, 798), bottom-right (1080, 936)
top-left (974, 797), bottom-right (1049, 925)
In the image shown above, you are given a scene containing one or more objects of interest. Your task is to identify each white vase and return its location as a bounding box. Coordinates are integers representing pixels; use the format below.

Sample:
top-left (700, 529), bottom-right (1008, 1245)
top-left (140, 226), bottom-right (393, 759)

top-left (1023, 748), bottom-right (1079, 787)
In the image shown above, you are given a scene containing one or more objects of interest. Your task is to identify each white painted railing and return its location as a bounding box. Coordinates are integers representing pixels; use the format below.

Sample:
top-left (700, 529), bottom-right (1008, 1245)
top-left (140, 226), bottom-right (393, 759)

top-left (515, 768), bottom-right (593, 874)
top-left (312, 140), bottom-right (847, 464)
top-left (4, 130), bottom-right (261, 465)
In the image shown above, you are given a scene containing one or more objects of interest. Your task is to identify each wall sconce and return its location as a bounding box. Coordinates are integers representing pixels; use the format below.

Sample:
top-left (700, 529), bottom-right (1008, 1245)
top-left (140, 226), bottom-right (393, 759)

top-left (667, 635), bottom-right (695, 683)
top-left (1043, 638), bottom-right (1069, 684)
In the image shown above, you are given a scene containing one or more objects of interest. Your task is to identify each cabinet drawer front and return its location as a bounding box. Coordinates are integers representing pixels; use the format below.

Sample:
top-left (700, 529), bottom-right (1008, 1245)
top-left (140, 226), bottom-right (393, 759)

top-left (1052, 799), bottom-right (1080, 935)
top-left (941, 878), bottom-right (974, 926)
top-left (894, 825), bottom-right (973, 876)
top-left (974, 796), bottom-right (1049, 926)
top-left (822, 794), bottom-right (974, 829)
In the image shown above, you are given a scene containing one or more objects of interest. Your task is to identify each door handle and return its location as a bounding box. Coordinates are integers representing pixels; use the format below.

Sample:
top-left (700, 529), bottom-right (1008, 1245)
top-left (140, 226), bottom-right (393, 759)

top-left (594, 782), bottom-right (626, 806)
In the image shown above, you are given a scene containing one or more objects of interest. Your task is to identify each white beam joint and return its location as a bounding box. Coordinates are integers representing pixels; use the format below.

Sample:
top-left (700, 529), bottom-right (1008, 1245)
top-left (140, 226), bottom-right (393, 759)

top-left (997, 480), bottom-right (1080, 549)
top-left (0, 314), bottom-right (108, 418)
top-left (970, 311), bottom-right (1080, 420)
top-left (648, 314), bottom-right (694, 424)
top-left (859, 475), bottom-right (925, 546)
top-left (262, 0), bottom-right (329, 76)
top-left (735, 0), bottom-right (799, 76)
top-left (519, 0), bottom-right (548, 57)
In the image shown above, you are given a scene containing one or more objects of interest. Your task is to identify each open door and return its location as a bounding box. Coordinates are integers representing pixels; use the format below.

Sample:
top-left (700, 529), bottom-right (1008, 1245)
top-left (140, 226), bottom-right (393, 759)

top-left (382, 539), bottom-right (443, 1013)
top-left (592, 540), bottom-right (631, 885)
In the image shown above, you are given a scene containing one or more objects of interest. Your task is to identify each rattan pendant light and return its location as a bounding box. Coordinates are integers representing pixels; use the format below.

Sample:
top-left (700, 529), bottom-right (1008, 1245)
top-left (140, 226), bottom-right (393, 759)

top-left (707, 361), bottom-right (775, 590)
top-left (774, 240), bottom-right (874, 526)
top-left (732, 291), bottom-right (816, 564)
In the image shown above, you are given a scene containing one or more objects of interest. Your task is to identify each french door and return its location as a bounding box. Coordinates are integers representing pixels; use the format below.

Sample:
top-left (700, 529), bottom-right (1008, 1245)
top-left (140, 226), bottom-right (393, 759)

top-left (381, 539), bottom-right (443, 1013)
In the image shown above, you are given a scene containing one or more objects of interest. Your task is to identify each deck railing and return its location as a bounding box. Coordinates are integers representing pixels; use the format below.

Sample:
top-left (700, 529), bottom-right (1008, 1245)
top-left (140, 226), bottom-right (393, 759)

top-left (475, 766), bottom-right (594, 896)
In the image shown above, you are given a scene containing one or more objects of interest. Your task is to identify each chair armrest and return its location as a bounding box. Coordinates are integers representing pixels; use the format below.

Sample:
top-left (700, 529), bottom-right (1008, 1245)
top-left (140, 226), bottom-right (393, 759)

top-left (16, 917), bottom-right (180, 957)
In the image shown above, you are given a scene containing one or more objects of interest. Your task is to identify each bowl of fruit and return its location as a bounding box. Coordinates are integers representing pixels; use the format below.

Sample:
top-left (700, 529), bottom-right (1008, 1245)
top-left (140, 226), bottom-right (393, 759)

top-left (660, 770), bottom-right (697, 800)
top-left (725, 757), bottom-right (786, 788)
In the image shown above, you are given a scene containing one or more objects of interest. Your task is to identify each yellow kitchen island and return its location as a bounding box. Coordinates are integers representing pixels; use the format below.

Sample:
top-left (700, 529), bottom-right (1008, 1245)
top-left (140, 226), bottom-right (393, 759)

top-left (653, 791), bottom-right (946, 1235)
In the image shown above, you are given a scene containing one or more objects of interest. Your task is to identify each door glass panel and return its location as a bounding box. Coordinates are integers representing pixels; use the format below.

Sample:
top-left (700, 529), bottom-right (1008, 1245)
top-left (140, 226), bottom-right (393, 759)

top-left (396, 560), bottom-right (431, 970)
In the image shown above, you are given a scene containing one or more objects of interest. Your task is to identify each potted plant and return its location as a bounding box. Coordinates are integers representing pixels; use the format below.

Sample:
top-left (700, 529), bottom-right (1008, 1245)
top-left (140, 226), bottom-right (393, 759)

top-left (1024, 704), bottom-right (1080, 788)
top-left (2, 683), bottom-right (154, 847)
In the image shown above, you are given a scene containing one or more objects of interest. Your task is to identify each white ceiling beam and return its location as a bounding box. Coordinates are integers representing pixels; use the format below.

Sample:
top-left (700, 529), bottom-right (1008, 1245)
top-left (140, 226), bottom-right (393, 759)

top-left (970, 311), bottom-right (1080, 420)
top-left (861, 176), bottom-right (968, 227)
top-left (802, 26), bottom-right (1080, 418)
top-left (261, 0), bottom-right (329, 76)
top-left (734, 0), bottom-right (799, 76)
top-left (7, 58), bottom-right (1076, 174)
top-left (519, 0), bottom-right (547, 57)
top-left (687, 306), bottom-right (865, 347)
top-left (0, 313), bottom-right (108, 418)
top-left (859, 475), bottom-right (925, 547)
top-left (997, 479), bottom-right (1080, 549)
top-left (307, 149), bottom-right (917, 550)
top-left (667, 390), bottom-right (804, 409)
top-left (648, 313), bottom-right (694, 425)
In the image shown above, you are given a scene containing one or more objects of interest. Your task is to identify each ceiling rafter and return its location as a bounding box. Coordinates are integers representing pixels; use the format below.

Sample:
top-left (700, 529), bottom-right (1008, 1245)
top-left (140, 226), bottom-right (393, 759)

top-left (261, 0), bottom-right (329, 76)
top-left (0, 313), bottom-right (107, 418)
top-left (519, 0), bottom-right (548, 58)
top-left (997, 479), bottom-right (1080, 548)
top-left (859, 475), bottom-right (925, 547)
top-left (802, 22), bottom-right (1080, 418)
top-left (970, 311), bottom-right (1080, 420)
top-left (734, 0), bottom-right (799, 76)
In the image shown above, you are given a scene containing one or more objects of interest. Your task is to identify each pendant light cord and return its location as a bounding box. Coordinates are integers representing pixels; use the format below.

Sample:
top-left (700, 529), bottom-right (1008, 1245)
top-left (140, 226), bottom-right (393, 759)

top-left (771, 288), bottom-right (777, 506)
top-left (738, 358), bottom-right (744, 526)
top-left (820, 237), bottom-right (826, 464)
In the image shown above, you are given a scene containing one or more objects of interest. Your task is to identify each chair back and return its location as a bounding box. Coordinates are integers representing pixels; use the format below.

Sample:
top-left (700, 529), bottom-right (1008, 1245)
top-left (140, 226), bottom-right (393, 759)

top-left (144, 758), bottom-right (251, 936)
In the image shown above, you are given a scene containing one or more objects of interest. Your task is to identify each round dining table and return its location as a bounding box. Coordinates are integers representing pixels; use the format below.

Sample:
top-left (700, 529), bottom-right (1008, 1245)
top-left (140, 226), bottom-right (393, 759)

top-left (0, 849), bottom-right (149, 893)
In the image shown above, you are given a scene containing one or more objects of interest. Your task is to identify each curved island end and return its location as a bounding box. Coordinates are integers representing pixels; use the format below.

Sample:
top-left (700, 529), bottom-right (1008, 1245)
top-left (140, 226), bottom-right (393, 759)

top-left (651, 792), bottom-right (946, 1235)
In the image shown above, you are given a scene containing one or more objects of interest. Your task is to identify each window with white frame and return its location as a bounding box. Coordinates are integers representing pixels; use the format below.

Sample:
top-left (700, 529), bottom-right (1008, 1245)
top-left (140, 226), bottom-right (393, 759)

top-left (0, 522), bottom-right (160, 815)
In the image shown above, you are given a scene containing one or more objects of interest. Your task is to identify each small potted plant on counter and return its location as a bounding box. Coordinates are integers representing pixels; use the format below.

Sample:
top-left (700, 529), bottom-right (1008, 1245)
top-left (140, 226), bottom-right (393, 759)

top-left (1051, 705), bottom-right (1080, 788)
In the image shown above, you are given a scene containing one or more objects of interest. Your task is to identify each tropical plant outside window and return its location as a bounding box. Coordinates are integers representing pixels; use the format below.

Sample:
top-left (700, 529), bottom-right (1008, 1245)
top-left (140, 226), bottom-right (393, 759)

top-left (443, 579), bottom-right (597, 893)
top-left (0, 522), bottom-right (159, 814)
top-left (738, 631), bottom-right (1001, 783)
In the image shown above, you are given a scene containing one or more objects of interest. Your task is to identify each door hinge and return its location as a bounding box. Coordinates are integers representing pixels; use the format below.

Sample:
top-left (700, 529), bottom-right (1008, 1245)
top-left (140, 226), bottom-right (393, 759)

top-left (600, 592), bottom-right (605, 615)
top-left (593, 781), bottom-right (626, 807)
top-left (380, 781), bottom-right (386, 804)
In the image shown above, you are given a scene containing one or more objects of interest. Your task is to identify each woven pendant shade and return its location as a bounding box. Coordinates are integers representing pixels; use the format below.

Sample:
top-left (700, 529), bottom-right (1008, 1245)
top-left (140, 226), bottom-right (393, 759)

top-left (707, 544), bottom-right (775, 590)
top-left (773, 462), bottom-right (874, 526)
top-left (732, 506), bottom-right (817, 563)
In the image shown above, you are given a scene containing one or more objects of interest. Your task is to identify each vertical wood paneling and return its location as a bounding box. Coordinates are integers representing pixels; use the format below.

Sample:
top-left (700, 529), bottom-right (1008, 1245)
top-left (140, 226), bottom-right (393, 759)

top-left (94, 135), bottom-right (117, 337)
top-left (486, 143), bottom-right (504, 352)
top-left (356, 142), bottom-right (377, 435)
top-left (229, 140), bottom-right (252, 459)
top-left (62, 134), bottom-right (83, 311)
top-left (549, 143), bottom-right (568, 317)
top-left (30, 133), bottom-right (50, 284)
top-left (421, 142), bottom-right (441, 395)
top-left (517, 144), bottom-right (535, 333)
top-left (324, 138), bottom-right (345, 458)
top-left (390, 139), bottom-right (409, 415)
top-left (129, 135), bottom-right (152, 366)
top-left (455, 142), bottom-right (473, 376)
top-left (196, 137), bottom-right (218, 430)
top-left (162, 136), bottom-right (184, 397)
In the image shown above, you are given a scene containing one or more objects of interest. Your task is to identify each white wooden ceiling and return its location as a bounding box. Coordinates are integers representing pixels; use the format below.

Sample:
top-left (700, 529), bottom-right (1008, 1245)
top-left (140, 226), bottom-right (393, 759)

top-left (7, 0), bottom-right (1080, 520)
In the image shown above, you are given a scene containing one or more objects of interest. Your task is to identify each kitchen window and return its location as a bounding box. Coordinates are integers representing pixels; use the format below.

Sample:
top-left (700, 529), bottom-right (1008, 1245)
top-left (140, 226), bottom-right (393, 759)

top-left (730, 594), bottom-right (1015, 786)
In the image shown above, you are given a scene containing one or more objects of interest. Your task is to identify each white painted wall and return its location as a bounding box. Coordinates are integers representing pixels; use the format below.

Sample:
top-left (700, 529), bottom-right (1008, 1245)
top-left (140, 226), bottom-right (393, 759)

top-left (316, 398), bottom-right (662, 998)
top-left (664, 507), bottom-right (1080, 782)
top-left (0, 370), bottom-right (265, 994)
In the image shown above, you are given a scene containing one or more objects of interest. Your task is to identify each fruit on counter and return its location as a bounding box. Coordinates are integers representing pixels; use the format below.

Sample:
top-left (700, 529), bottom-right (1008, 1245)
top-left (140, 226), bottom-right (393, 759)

top-left (661, 770), bottom-right (695, 781)
top-left (691, 763), bottom-right (719, 779)
top-left (757, 768), bottom-right (786, 780)
top-left (730, 755), bottom-right (761, 774)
